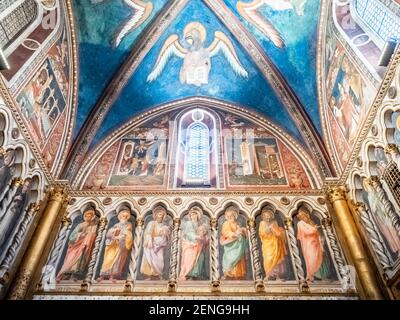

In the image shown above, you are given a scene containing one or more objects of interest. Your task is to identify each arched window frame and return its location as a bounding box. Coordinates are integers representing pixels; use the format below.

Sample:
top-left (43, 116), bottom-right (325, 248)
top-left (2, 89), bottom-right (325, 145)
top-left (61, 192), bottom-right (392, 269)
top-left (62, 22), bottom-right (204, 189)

top-left (174, 108), bottom-right (218, 188)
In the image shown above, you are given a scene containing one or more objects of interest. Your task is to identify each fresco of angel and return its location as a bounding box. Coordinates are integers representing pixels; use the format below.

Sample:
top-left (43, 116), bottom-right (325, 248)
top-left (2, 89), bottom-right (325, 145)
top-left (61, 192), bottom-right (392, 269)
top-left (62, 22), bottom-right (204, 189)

top-left (147, 22), bottom-right (248, 87)
top-left (236, 0), bottom-right (308, 48)
top-left (92, 0), bottom-right (153, 47)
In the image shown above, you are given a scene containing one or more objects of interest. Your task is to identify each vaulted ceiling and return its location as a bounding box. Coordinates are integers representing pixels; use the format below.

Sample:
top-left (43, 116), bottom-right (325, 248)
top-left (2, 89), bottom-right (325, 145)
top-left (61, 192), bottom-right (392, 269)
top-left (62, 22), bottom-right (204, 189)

top-left (65, 0), bottom-right (333, 178)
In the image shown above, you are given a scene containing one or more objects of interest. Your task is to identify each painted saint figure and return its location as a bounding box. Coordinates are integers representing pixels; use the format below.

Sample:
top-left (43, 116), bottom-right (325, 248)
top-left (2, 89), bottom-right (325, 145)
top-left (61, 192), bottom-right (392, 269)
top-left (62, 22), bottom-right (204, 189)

top-left (57, 208), bottom-right (98, 281)
top-left (296, 207), bottom-right (331, 282)
top-left (258, 207), bottom-right (288, 281)
top-left (363, 179), bottom-right (400, 257)
top-left (97, 207), bottom-right (133, 281)
top-left (140, 206), bottom-right (171, 280)
top-left (179, 206), bottom-right (209, 281)
top-left (220, 206), bottom-right (248, 280)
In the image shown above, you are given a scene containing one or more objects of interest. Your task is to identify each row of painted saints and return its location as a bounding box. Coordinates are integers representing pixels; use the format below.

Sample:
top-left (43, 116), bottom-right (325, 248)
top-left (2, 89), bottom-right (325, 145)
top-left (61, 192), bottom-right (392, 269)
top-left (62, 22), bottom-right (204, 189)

top-left (55, 205), bottom-right (337, 283)
top-left (92, 0), bottom-right (309, 86)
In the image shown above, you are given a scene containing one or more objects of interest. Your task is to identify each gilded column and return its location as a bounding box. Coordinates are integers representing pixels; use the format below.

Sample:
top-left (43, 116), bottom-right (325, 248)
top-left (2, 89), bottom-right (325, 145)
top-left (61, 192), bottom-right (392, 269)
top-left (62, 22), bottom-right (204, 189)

top-left (7, 186), bottom-right (69, 300)
top-left (168, 218), bottom-right (180, 292)
top-left (125, 217), bottom-right (144, 292)
top-left (210, 218), bottom-right (220, 292)
top-left (326, 186), bottom-right (384, 300)
top-left (247, 218), bottom-right (264, 291)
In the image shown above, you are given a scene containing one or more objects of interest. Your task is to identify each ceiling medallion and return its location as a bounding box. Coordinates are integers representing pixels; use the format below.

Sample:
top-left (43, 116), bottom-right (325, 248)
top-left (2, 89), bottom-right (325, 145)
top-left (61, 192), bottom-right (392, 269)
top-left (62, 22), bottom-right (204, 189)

top-left (69, 198), bottom-right (76, 206)
top-left (11, 128), bottom-right (19, 139)
top-left (102, 197), bottom-right (112, 206)
top-left (138, 198), bottom-right (147, 206)
top-left (28, 159), bottom-right (36, 169)
top-left (209, 198), bottom-right (218, 205)
top-left (244, 197), bottom-right (254, 206)
top-left (173, 198), bottom-right (182, 206)
top-left (356, 157), bottom-right (363, 167)
top-left (280, 197), bottom-right (290, 206)
top-left (317, 197), bottom-right (326, 205)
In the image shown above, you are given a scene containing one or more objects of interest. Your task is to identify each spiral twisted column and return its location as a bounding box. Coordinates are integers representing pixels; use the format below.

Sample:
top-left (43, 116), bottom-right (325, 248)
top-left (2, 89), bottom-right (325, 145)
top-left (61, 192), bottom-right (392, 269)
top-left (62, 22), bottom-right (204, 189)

top-left (0, 203), bottom-right (40, 284)
top-left (8, 186), bottom-right (70, 300)
top-left (284, 218), bottom-right (307, 291)
top-left (81, 217), bottom-right (107, 291)
top-left (38, 214), bottom-right (72, 290)
top-left (247, 218), bottom-right (264, 292)
top-left (168, 218), bottom-right (180, 292)
top-left (321, 217), bottom-right (352, 286)
top-left (326, 186), bottom-right (384, 300)
top-left (210, 218), bottom-right (220, 292)
top-left (367, 176), bottom-right (400, 235)
top-left (353, 202), bottom-right (391, 269)
top-left (125, 218), bottom-right (144, 291)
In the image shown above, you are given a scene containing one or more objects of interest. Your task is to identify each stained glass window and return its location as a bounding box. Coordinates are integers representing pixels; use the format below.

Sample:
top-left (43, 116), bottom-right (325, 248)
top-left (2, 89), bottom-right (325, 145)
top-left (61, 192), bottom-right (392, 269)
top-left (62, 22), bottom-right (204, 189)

top-left (354, 0), bottom-right (400, 44)
top-left (184, 122), bottom-right (210, 185)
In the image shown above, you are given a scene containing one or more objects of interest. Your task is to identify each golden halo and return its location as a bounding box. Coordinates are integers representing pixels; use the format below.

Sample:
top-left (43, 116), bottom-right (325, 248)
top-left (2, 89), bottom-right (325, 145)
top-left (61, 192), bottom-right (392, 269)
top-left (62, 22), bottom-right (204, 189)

top-left (183, 22), bottom-right (207, 42)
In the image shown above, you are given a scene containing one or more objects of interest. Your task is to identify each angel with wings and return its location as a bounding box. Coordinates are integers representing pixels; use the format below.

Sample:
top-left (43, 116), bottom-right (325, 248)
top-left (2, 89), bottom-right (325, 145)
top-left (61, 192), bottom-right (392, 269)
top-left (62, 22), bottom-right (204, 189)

top-left (237, 0), bottom-right (308, 48)
top-left (147, 22), bottom-right (248, 87)
top-left (92, 0), bottom-right (153, 47)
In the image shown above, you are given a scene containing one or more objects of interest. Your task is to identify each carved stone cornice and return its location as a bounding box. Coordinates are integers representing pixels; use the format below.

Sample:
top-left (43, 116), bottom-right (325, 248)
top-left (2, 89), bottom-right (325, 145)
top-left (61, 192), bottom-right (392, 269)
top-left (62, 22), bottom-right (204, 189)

top-left (385, 143), bottom-right (399, 155)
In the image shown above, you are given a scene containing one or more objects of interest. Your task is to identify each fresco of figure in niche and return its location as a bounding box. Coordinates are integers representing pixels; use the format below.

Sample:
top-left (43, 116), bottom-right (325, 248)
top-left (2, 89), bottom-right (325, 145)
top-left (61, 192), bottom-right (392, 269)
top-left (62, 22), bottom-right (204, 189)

top-left (16, 58), bottom-right (67, 148)
top-left (0, 178), bottom-right (33, 251)
top-left (328, 53), bottom-right (373, 146)
top-left (0, 149), bottom-right (16, 200)
top-left (178, 206), bottom-right (210, 281)
top-left (362, 179), bottom-right (400, 261)
top-left (257, 207), bottom-right (295, 282)
top-left (294, 206), bottom-right (337, 282)
top-left (138, 206), bottom-right (172, 280)
top-left (374, 147), bottom-right (389, 176)
top-left (226, 137), bottom-right (286, 186)
top-left (96, 207), bottom-right (134, 282)
top-left (219, 206), bottom-right (252, 280)
top-left (109, 128), bottom-right (168, 187)
top-left (56, 208), bottom-right (99, 282)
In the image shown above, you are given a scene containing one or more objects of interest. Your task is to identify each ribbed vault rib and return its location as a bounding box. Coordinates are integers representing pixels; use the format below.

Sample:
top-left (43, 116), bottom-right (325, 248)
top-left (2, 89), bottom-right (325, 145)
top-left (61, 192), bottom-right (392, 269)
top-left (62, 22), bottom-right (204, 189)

top-left (62, 0), bottom-right (189, 180)
top-left (203, 0), bottom-right (335, 177)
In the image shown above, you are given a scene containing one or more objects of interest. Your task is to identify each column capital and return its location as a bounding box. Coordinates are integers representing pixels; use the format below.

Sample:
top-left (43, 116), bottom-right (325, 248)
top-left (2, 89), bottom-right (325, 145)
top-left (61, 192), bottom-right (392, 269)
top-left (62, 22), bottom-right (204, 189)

top-left (326, 186), bottom-right (348, 204)
top-left (0, 147), bottom-right (6, 157)
top-left (11, 177), bottom-right (24, 187)
top-left (247, 218), bottom-right (256, 228)
top-left (173, 218), bottom-right (181, 227)
top-left (284, 217), bottom-right (293, 228)
top-left (47, 186), bottom-right (70, 203)
top-left (321, 217), bottom-right (332, 228)
top-left (210, 218), bottom-right (218, 228)
top-left (365, 176), bottom-right (381, 188)
top-left (27, 202), bottom-right (41, 214)
top-left (385, 143), bottom-right (399, 155)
